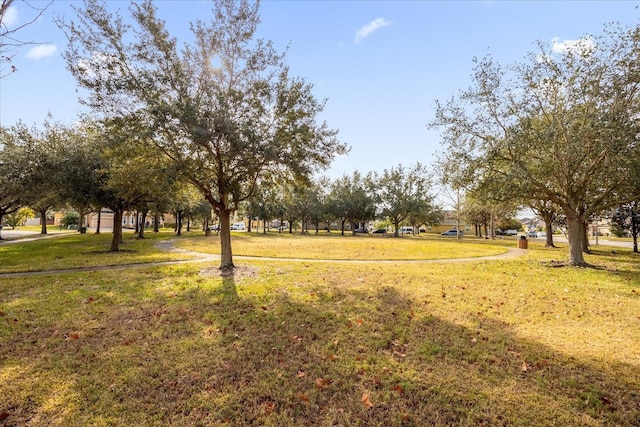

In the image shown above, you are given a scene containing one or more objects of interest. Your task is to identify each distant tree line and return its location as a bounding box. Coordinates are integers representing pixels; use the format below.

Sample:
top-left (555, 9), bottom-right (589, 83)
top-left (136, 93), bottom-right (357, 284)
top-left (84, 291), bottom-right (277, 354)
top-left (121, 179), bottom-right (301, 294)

top-left (0, 117), bottom-right (444, 246)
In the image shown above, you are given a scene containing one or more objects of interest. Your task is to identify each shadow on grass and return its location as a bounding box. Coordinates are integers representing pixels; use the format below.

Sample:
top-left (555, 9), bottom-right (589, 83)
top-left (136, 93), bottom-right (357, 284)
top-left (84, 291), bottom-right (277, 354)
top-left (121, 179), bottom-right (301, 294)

top-left (1, 275), bottom-right (639, 426)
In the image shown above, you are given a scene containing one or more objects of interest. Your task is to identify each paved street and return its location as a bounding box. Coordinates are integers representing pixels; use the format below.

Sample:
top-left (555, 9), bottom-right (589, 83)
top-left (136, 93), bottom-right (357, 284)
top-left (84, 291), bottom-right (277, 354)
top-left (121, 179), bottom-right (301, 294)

top-left (548, 235), bottom-right (636, 249)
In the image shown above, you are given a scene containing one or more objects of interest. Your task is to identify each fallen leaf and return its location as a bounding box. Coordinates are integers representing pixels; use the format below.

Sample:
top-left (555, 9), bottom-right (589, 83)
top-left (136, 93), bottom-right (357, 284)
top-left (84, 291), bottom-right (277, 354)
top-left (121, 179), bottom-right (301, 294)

top-left (521, 361), bottom-right (528, 372)
top-left (355, 319), bottom-right (364, 326)
top-left (263, 401), bottom-right (276, 415)
top-left (296, 371), bottom-right (306, 378)
top-left (0, 412), bottom-right (9, 421)
top-left (70, 333), bottom-right (79, 340)
top-left (315, 377), bottom-right (330, 389)
top-left (298, 393), bottom-right (309, 402)
top-left (534, 360), bottom-right (549, 369)
top-left (392, 384), bottom-right (404, 394)
top-left (362, 392), bottom-right (374, 409)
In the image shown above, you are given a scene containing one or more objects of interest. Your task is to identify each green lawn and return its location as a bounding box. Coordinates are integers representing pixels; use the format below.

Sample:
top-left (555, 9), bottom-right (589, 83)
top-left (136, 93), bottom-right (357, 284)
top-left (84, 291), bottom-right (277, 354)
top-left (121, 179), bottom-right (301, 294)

top-left (0, 230), bottom-right (195, 273)
top-left (1, 233), bottom-right (639, 426)
top-left (176, 231), bottom-right (509, 260)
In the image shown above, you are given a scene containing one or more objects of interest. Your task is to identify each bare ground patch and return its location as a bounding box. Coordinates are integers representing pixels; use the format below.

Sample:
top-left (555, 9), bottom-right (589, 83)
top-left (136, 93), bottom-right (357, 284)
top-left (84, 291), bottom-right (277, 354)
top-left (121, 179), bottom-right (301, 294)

top-left (199, 265), bottom-right (260, 280)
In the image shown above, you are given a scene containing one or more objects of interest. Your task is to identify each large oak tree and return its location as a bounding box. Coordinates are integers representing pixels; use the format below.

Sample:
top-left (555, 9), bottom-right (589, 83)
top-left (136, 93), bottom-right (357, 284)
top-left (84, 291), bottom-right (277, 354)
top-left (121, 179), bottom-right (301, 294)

top-left (431, 24), bottom-right (640, 266)
top-left (61, 0), bottom-right (346, 269)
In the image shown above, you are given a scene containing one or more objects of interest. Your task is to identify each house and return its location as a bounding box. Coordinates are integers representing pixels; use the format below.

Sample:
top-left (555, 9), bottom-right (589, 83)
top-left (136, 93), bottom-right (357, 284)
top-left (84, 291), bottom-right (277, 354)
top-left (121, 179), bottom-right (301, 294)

top-left (52, 209), bottom-right (169, 230)
top-left (429, 210), bottom-right (471, 234)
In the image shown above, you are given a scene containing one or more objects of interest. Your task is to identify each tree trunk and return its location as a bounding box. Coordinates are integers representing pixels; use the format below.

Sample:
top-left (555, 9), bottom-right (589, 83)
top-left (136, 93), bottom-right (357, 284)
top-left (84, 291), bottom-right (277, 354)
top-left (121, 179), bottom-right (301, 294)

top-left (96, 210), bottom-right (101, 234)
top-left (490, 210), bottom-right (495, 240)
top-left (176, 211), bottom-right (183, 236)
top-left (0, 213), bottom-right (4, 240)
top-left (79, 210), bottom-right (85, 233)
top-left (187, 218), bottom-right (191, 232)
top-left (154, 212), bottom-right (160, 232)
top-left (39, 208), bottom-right (47, 234)
top-left (134, 211), bottom-right (139, 234)
top-left (631, 204), bottom-right (639, 253)
top-left (581, 220), bottom-right (590, 254)
top-left (542, 212), bottom-right (555, 248)
top-left (219, 209), bottom-right (234, 270)
top-left (138, 210), bottom-right (148, 239)
top-left (394, 218), bottom-right (400, 237)
top-left (566, 214), bottom-right (587, 266)
top-left (111, 209), bottom-right (123, 252)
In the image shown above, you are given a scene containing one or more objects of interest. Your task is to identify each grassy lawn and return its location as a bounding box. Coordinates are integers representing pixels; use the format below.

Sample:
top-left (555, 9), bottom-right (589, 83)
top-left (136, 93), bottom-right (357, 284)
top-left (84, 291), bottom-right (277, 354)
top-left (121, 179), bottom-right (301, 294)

top-left (1, 234), bottom-right (639, 426)
top-left (0, 230), bottom-right (195, 273)
top-left (175, 231), bottom-right (509, 260)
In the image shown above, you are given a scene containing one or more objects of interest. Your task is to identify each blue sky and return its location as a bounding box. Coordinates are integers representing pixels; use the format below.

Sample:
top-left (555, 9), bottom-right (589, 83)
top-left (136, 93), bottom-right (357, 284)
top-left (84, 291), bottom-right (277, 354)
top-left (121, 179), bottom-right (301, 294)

top-left (1, 1), bottom-right (639, 180)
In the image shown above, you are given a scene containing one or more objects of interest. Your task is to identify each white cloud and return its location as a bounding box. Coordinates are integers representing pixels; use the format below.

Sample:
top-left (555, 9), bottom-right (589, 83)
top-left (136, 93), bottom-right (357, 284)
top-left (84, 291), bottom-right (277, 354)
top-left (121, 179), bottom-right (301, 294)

top-left (25, 44), bottom-right (57, 60)
top-left (552, 37), bottom-right (595, 55)
top-left (2, 6), bottom-right (18, 27)
top-left (354, 18), bottom-right (392, 44)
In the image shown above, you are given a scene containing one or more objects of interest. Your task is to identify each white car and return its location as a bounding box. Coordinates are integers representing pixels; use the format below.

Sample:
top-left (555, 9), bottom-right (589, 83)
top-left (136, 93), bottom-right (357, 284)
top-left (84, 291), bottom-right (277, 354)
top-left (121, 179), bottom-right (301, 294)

top-left (536, 231), bottom-right (547, 238)
top-left (441, 229), bottom-right (463, 236)
top-left (230, 222), bottom-right (245, 231)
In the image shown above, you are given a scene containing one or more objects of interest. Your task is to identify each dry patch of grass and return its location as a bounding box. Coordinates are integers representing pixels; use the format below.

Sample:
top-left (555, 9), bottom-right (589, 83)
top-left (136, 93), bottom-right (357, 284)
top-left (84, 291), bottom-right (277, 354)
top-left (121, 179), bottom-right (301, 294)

top-left (1, 239), bottom-right (639, 426)
top-left (176, 232), bottom-right (508, 260)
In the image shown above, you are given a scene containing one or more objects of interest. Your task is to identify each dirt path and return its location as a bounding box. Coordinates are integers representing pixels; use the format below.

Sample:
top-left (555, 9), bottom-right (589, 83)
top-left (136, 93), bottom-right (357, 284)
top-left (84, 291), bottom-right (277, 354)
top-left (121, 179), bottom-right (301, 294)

top-left (0, 239), bottom-right (526, 278)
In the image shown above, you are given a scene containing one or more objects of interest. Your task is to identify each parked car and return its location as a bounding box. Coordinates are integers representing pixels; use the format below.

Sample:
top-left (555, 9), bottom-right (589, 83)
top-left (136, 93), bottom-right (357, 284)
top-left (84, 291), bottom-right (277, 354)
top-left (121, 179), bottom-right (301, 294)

top-left (230, 222), bottom-right (245, 231)
top-left (400, 226), bottom-right (414, 234)
top-left (354, 228), bottom-right (368, 233)
top-left (372, 228), bottom-right (387, 234)
top-left (419, 228), bottom-right (426, 233)
top-left (536, 231), bottom-right (547, 238)
top-left (208, 224), bottom-right (220, 231)
top-left (504, 229), bottom-right (519, 236)
top-left (527, 230), bottom-right (537, 238)
top-left (441, 229), bottom-right (463, 236)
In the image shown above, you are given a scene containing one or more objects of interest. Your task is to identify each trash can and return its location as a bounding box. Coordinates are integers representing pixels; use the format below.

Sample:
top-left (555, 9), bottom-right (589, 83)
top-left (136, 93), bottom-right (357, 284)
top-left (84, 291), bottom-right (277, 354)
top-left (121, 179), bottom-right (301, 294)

top-left (79, 227), bottom-right (87, 234)
top-left (518, 235), bottom-right (528, 249)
